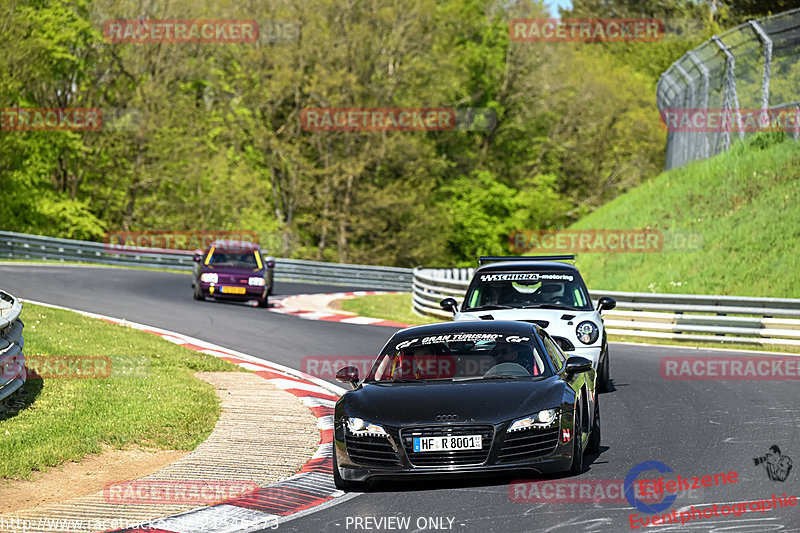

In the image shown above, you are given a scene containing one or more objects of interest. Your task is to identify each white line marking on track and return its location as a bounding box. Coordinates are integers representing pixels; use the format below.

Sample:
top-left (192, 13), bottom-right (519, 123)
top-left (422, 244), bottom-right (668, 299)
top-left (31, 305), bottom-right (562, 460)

top-left (339, 316), bottom-right (381, 324)
top-left (266, 378), bottom-right (333, 395)
top-left (237, 362), bottom-right (272, 371)
top-left (300, 396), bottom-right (338, 409)
top-left (311, 442), bottom-right (333, 459)
top-left (316, 416), bottom-right (334, 430)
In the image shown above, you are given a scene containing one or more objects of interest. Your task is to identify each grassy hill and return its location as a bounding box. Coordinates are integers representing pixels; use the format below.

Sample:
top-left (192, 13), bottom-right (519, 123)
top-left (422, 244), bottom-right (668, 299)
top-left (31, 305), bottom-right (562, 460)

top-left (569, 134), bottom-right (800, 297)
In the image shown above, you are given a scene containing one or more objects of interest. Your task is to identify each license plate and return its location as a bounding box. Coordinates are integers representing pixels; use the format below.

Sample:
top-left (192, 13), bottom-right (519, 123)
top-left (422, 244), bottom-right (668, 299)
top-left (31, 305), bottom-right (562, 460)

top-left (221, 286), bottom-right (246, 294)
top-left (413, 435), bottom-right (482, 452)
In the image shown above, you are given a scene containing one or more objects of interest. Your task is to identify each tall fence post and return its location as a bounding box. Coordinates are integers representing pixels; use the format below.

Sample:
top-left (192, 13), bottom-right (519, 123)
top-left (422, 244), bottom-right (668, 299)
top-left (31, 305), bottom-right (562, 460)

top-left (657, 8), bottom-right (800, 169)
top-left (749, 19), bottom-right (773, 129)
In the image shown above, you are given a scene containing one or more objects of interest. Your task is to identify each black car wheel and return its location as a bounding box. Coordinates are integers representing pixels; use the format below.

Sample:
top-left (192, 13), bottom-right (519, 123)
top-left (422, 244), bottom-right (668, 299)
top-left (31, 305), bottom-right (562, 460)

top-left (257, 294), bottom-right (269, 308)
top-left (267, 279), bottom-right (274, 296)
top-left (332, 448), bottom-right (361, 491)
top-left (599, 350), bottom-right (610, 392)
top-left (193, 283), bottom-right (205, 301)
top-left (587, 395), bottom-right (601, 454)
top-left (569, 399), bottom-right (584, 475)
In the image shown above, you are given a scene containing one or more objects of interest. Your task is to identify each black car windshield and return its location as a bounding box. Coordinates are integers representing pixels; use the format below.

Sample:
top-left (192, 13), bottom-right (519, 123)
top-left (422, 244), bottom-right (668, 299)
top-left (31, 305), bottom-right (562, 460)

top-left (464, 271), bottom-right (592, 311)
top-left (365, 335), bottom-right (550, 382)
top-left (206, 250), bottom-right (260, 268)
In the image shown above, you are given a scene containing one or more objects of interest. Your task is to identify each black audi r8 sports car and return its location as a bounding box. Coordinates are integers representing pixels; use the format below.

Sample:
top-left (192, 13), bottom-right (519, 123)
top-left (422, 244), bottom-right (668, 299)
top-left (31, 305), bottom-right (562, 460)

top-left (332, 320), bottom-right (600, 490)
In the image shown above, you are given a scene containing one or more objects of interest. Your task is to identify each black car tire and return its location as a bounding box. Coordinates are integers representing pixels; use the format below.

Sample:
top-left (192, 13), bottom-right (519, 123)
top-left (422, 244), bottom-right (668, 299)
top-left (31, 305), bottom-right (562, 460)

top-left (587, 395), bottom-right (601, 454)
top-left (569, 399), bottom-right (584, 475)
top-left (599, 351), bottom-right (610, 393)
top-left (267, 279), bottom-right (274, 296)
top-left (332, 448), bottom-right (361, 491)
top-left (257, 294), bottom-right (269, 308)
top-left (193, 283), bottom-right (205, 301)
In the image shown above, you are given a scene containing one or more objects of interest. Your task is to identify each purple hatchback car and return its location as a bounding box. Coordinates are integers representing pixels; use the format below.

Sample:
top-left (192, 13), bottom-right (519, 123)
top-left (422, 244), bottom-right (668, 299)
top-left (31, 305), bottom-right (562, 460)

top-left (192, 240), bottom-right (275, 307)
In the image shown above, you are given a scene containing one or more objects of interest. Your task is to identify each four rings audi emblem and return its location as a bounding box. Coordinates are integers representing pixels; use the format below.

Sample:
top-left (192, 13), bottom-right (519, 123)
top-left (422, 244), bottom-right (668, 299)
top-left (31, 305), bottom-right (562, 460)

top-left (435, 414), bottom-right (459, 422)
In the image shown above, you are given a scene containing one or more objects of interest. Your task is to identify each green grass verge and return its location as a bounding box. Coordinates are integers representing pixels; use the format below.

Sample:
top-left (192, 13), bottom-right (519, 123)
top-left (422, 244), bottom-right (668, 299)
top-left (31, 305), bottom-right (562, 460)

top-left (0, 303), bottom-right (237, 480)
top-left (339, 293), bottom-right (441, 325)
top-left (0, 259), bottom-right (190, 275)
top-left (569, 134), bottom-right (800, 297)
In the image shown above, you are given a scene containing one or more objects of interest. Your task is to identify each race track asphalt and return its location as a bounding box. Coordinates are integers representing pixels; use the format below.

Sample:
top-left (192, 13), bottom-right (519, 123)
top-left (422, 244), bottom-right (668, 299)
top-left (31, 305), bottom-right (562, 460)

top-left (1, 265), bottom-right (797, 533)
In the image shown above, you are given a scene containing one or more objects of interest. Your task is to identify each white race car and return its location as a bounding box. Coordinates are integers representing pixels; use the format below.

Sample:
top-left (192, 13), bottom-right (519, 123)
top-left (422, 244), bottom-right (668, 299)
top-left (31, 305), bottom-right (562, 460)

top-left (440, 255), bottom-right (616, 391)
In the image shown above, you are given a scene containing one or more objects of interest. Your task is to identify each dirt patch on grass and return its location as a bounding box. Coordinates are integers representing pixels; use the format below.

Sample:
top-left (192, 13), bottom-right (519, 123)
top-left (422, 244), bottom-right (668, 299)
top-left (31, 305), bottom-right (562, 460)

top-left (0, 446), bottom-right (188, 513)
top-left (328, 298), bottom-right (347, 311)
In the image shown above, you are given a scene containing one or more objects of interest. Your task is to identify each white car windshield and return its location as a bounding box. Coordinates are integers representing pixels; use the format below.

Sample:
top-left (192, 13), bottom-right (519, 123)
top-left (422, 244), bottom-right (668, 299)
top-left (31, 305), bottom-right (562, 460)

top-left (464, 273), bottom-right (592, 311)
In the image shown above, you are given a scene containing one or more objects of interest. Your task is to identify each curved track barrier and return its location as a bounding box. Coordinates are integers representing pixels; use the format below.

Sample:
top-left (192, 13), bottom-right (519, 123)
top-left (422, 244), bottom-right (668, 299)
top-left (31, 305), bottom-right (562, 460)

top-left (0, 231), bottom-right (412, 291)
top-left (413, 268), bottom-right (800, 347)
top-left (0, 290), bottom-right (25, 401)
top-left (5, 231), bottom-right (799, 347)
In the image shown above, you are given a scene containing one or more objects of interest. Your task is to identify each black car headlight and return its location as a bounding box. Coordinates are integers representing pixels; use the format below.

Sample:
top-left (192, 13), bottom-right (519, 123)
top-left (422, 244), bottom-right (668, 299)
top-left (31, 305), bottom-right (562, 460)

top-left (345, 417), bottom-right (389, 437)
top-left (507, 408), bottom-right (560, 432)
top-left (576, 321), bottom-right (599, 345)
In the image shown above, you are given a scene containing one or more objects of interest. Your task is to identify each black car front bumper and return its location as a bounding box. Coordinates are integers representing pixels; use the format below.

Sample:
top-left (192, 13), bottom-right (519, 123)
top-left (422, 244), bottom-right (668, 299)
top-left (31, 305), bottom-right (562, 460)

top-left (334, 418), bottom-right (576, 482)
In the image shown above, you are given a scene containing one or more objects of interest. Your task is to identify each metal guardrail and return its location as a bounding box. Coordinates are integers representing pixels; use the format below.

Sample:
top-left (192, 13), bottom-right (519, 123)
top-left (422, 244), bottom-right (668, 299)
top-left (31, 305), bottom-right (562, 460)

top-left (271, 257), bottom-right (412, 291)
top-left (0, 290), bottom-right (25, 401)
top-left (657, 8), bottom-right (800, 169)
top-left (0, 231), bottom-right (413, 291)
top-left (412, 268), bottom-right (800, 347)
top-left (0, 230), bottom-right (197, 270)
top-left (4, 231), bottom-right (797, 346)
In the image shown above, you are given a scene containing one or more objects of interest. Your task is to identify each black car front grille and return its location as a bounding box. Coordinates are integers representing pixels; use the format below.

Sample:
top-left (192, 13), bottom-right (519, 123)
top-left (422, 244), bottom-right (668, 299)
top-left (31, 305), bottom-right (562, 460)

top-left (345, 435), bottom-right (401, 466)
top-left (497, 427), bottom-right (560, 463)
top-left (218, 274), bottom-right (248, 284)
top-left (401, 425), bottom-right (494, 467)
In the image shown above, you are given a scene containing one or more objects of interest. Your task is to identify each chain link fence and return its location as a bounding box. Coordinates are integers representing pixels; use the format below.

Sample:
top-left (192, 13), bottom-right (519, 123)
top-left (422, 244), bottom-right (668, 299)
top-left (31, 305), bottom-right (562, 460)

top-left (658, 8), bottom-right (800, 169)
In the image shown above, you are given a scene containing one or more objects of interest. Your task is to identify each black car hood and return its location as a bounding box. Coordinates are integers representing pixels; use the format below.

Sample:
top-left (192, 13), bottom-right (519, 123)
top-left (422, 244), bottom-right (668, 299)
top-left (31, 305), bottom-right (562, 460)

top-left (339, 378), bottom-right (566, 426)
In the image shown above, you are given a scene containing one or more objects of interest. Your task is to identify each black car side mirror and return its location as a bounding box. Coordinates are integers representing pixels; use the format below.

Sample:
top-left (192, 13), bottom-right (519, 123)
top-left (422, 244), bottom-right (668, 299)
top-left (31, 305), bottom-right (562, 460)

top-left (564, 356), bottom-right (593, 376)
top-left (597, 297), bottom-right (616, 311)
top-left (336, 366), bottom-right (360, 388)
top-left (440, 298), bottom-right (458, 315)
top-left (193, 252), bottom-right (202, 262)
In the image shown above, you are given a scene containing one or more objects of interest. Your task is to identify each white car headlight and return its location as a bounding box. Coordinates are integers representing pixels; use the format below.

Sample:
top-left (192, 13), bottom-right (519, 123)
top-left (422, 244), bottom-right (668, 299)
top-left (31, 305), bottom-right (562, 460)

top-left (508, 408), bottom-right (560, 432)
top-left (248, 277), bottom-right (265, 286)
top-left (576, 321), bottom-right (599, 345)
top-left (345, 417), bottom-right (389, 437)
top-left (200, 273), bottom-right (218, 283)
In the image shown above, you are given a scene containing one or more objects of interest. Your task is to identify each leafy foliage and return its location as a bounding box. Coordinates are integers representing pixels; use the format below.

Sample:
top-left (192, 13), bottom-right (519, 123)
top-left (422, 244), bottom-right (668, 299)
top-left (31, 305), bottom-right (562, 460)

top-left (0, 0), bottom-right (723, 264)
